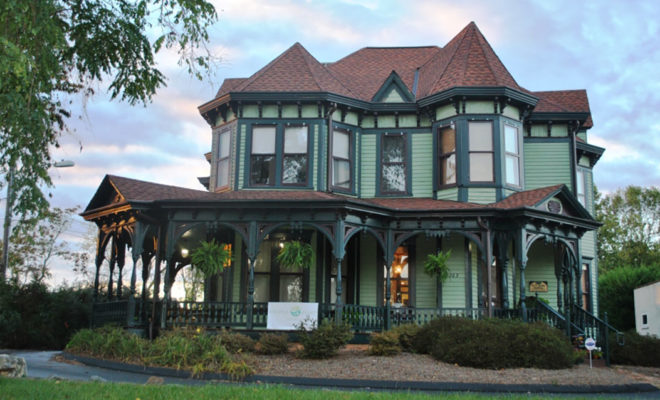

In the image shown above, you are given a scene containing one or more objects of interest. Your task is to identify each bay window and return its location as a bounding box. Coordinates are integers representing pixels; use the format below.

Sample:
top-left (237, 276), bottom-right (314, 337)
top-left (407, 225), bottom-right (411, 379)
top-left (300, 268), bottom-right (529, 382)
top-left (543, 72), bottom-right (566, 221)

top-left (504, 124), bottom-right (520, 186)
top-left (250, 126), bottom-right (276, 185)
top-left (381, 134), bottom-right (407, 193)
top-left (468, 121), bottom-right (494, 182)
top-left (282, 126), bottom-right (308, 185)
top-left (332, 129), bottom-right (351, 189)
top-left (216, 129), bottom-right (231, 189)
top-left (249, 124), bottom-right (310, 187)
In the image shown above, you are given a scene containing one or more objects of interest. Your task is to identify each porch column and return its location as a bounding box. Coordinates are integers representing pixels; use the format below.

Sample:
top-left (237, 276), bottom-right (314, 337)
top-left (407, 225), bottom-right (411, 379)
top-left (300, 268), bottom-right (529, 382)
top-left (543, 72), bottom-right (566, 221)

top-left (498, 256), bottom-right (509, 310)
top-left (161, 258), bottom-right (173, 329)
top-left (127, 252), bottom-right (139, 327)
top-left (563, 270), bottom-right (571, 338)
top-left (335, 257), bottom-right (343, 325)
top-left (140, 252), bottom-right (152, 323)
top-left (150, 225), bottom-right (164, 339)
top-left (519, 260), bottom-right (528, 321)
top-left (108, 237), bottom-right (117, 299)
top-left (384, 228), bottom-right (394, 331)
top-left (556, 275), bottom-right (563, 313)
top-left (93, 254), bottom-right (102, 302)
top-left (246, 257), bottom-right (256, 330)
top-left (116, 242), bottom-right (125, 298)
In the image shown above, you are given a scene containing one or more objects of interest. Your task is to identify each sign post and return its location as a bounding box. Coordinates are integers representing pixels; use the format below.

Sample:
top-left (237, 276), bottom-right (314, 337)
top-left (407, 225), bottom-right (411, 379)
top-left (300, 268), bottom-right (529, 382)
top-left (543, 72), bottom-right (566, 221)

top-left (584, 337), bottom-right (596, 369)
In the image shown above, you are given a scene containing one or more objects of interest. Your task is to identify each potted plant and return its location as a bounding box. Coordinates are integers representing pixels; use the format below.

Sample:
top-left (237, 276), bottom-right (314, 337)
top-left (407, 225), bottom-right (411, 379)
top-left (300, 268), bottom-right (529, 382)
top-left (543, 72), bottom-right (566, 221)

top-left (276, 240), bottom-right (313, 270)
top-left (423, 250), bottom-right (452, 283)
top-left (190, 238), bottom-right (232, 278)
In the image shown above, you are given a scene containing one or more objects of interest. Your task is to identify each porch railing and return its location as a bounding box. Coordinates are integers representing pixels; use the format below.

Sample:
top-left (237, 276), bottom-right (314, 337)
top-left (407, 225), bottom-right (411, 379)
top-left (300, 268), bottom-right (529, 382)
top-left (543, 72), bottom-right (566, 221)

top-left (91, 300), bottom-right (129, 328)
top-left (165, 301), bottom-right (268, 328)
top-left (570, 303), bottom-right (624, 366)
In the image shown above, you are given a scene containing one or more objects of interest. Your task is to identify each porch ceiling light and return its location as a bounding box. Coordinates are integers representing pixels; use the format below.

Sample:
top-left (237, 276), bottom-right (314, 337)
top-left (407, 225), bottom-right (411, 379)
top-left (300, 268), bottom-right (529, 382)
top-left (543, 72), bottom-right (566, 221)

top-left (181, 248), bottom-right (189, 258)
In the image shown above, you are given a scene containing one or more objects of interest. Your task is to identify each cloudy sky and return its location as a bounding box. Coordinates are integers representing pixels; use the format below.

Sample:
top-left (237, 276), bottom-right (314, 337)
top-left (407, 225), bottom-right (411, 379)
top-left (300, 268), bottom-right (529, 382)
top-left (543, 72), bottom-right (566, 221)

top-left (12, 0), bottom-right (660, 285)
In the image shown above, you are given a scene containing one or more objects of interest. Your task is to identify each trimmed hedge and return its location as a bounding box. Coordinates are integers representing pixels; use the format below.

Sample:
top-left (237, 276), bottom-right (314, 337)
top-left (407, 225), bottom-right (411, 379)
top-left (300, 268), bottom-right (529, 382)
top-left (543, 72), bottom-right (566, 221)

top-left (296, 320), bottom-right (353, 359)
top-left (368, 331), bottom-right (401, 356)
top-left (257, 333), bottom-right (289, 355)
top-left (610, 330), bottom-right (660, 367)
top-left (413, 317), bottom-right (574, 369)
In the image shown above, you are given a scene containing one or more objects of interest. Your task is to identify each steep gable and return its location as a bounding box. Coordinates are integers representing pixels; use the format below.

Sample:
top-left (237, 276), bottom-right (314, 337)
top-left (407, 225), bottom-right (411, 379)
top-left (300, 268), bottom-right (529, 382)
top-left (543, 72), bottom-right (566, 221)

top-left (372, 71), bottom-right (415, 102)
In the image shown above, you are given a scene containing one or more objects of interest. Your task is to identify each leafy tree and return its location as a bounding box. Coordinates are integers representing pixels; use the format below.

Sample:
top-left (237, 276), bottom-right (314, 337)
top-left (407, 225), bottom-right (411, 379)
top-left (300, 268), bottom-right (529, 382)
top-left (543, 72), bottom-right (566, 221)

top-left (0, 207), bottom-right (91, 285)
top-left (0, 0), bottom-right (217, 243)
top-left (598, 263), bottom-right (660, 331)
top-left (595, 186), bottom-right (660, 271)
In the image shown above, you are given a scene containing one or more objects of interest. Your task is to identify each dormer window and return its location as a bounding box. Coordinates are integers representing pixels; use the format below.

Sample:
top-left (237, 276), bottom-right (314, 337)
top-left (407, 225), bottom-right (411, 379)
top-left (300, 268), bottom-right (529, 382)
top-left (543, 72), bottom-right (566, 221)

top-left (250, 126), bottom-right (277, 185)
top-left (468, 121), bottom-right (494, 182)
top-left (438, 125), bottom-right (456, 186)
top-left (381, 134), bottom-right (407, 194)
top-left (216, 128), bottom-right (231, 189)
top-left (332, 129), bottom-right (351, 189)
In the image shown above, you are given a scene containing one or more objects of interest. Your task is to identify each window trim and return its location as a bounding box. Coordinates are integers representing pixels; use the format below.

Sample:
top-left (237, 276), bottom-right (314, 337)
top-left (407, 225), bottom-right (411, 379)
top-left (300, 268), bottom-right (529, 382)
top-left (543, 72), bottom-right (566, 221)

top-left (331, 127), bottom-right (353, 192)
top-left (378, 132), bottom-right (409, 195)
top-left (437, 124), bottom-right (457, 189)
top-left (215, 128), bottom-right (232, 191)
top-left (249, 124), bottom-right (278, 187)
top-left (280, 124), bottom-right (310, 187)
top-left (468, 120), bottom-right (495, 183)
top-left (503, 123), bottom-right (522, 188)
top-left (576, 167), bottom-right (587, 206)
top-left (580, 259), bottom-right (592, 313)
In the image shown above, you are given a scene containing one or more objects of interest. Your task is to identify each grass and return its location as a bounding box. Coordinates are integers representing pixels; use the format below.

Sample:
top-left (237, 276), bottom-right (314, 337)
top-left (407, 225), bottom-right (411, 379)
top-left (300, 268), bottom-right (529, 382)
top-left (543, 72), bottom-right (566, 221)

top-left (0, 377), bottom-right (598, 400)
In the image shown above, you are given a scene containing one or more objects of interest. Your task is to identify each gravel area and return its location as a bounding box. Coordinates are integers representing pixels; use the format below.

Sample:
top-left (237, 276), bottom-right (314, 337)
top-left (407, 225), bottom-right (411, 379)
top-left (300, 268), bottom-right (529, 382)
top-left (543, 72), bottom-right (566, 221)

top-left (249, 345), bottom-right (649, 387)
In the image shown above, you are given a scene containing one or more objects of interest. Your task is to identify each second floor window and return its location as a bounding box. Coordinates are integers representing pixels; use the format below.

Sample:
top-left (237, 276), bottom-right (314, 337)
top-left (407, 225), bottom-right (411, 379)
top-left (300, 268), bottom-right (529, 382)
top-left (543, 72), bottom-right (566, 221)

top-left (282, 126), bottom-right (308, 185)
top-left (468, 121), bottom-right (494, 182)
top-left (504, 125), bottom-right (521, 186)
top-left (250, 126), bottom-right (276, 185)
top-left (216, 129), bottom-right (231, 189)
top-left (332, 129), bottom-right (351, 189)
top-left (576, 168), bottom-right (586, 205)
top-left (381, 134), bottom-right (406, 193)
top-left (438, 125), bottom-right (456, 186)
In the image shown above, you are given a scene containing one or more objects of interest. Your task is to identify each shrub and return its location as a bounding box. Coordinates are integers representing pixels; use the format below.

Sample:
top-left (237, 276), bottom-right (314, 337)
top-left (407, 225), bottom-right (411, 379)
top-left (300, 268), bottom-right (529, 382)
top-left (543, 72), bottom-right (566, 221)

top-left (218, 330), bottom-right (256, 354)
top-left (257, 333), bottom-right (289, 355)
top-left (598, 263), bottom-right (660, 331)
top-left (610, 330), bottom-right (660, 367)
top-left (414, 317), bottom-right (574, 369)
top-left (389, 323), bottom-right (421, 353)
top-left (368, 331), bottom-right (401, 356)
top-left (297, 320), bottom-right (353, 359)
top-left (66, 325), bottom-right (148, 362)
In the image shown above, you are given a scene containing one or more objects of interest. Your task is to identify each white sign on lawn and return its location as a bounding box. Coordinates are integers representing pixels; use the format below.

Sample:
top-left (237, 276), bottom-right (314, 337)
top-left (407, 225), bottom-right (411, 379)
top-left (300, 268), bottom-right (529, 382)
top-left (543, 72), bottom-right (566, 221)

top-left (266, 302), bottom-right (318, 330)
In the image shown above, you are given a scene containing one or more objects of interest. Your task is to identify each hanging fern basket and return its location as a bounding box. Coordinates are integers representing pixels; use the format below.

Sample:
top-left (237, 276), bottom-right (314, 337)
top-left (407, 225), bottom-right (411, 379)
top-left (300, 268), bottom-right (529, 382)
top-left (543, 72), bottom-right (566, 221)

top-left (276, 240), bottom-right (314, 270)
top-left (423, 250), bottom-right (452, 283)
top-left (190, 238), bottom-right (232, 278)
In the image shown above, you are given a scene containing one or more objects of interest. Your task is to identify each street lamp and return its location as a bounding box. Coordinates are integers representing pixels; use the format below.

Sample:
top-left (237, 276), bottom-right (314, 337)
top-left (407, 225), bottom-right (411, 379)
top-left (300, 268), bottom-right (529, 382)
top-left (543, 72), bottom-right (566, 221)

top-left (1, 160), bottom-right (75, 281)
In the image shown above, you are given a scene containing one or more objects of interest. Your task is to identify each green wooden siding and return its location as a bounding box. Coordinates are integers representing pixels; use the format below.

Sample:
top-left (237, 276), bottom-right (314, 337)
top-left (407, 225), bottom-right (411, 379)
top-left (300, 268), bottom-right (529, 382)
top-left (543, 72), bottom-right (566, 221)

top-left (550, 124), bottom-right (568, 137)
top-left (525, 242), bottom-right (558, 309)
top-left (238, 124), bottom-right (246, 189)
top-left (523, 141), bottom-right (572, 190)
top-left (362, 116), bottom-right (375, 128)
top-left (345, 112), bottom-right (358, 126)
top-left (435, 104), bottom-right (456, 120)
top-left (382, 87), bottom-right (405, 103)
top-left (360, 134), bottom-right (377, 197)
top-left (530, 124), bottom-right (547, 137)
top-left (581, 232), bottom-right (596, 259)
top-left (399, 114), bottom-right (417, 128)
top-left (415, 235), bottom-right (437, 308)
top-left (359, 235), bottom-right (378, 306)
top-left (442, 234), bottom-right (468, 308)
top-left (437, 187), bottom-right (458, 200)
top-left (471, 241), bottom-right (479, 309)
top-left (465, 101), bottom-right (493, 114)
top-left (301, 105), bottom-right (317, 118)
top-left (412, 133), bottom-right (433, 197)
top-left (282, 105), bottom-right (297, 118)
top-left (467, 188), bottom-right (497, 204)
top-left (262, 105), bottom-right (277, 118)
top-left (379, 115), bottom-right (396, 128)
top-left (502, 105), bottom-right (519, 121)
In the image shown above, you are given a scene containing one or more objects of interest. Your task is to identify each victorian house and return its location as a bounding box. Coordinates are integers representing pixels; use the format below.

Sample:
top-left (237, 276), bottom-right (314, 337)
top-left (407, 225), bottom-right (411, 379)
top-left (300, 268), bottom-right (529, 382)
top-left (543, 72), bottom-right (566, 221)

top-left (83, 22), bottom-right (607, 337)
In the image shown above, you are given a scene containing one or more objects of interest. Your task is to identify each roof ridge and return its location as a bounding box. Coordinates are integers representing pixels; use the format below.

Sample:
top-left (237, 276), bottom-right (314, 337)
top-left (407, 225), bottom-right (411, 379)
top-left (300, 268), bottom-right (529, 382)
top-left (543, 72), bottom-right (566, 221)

top-left (474, 24), bottom-right (520, 88)
top-left (425, 23), bottom-right (472, 96)
top-left (292, 44), bottom-right (323, 92)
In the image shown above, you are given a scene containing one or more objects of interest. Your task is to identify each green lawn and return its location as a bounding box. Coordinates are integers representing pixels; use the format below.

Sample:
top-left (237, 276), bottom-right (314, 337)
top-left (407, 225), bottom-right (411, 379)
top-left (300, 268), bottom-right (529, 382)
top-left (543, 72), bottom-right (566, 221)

top-left (0, 377), bottom-right (596, 399)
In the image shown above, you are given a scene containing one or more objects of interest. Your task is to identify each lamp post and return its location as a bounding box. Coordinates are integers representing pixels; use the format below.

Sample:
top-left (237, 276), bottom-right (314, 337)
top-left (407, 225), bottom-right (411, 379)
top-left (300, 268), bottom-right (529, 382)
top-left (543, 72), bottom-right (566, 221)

top-left (1, 160), bottom-right (75, 281)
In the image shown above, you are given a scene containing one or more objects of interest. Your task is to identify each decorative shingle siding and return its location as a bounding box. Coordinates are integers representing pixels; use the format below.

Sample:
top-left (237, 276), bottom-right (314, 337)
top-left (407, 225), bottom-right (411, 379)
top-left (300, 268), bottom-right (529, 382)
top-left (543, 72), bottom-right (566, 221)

top-left (359, 235), bottom-right (378, 306)
top-left (360, 134), bottom-right (377, 197)
top-left (524, 141), bottom-right (572, 191)
top-left (412, 133), bottom-right (433, 198)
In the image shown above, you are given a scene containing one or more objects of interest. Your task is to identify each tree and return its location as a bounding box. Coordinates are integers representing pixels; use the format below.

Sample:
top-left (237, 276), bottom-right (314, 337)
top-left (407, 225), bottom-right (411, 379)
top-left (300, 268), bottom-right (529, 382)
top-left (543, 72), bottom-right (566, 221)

top-left (0, 0), bottom-right (217, 277)
top-left (595, 186), bottom-right (660, 271)
top-left (0, 207), bottom-right (91, 286)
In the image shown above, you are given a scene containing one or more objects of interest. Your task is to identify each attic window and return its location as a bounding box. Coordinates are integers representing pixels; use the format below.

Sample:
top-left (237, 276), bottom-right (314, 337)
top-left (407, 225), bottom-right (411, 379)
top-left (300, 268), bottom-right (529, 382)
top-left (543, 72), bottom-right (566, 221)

top-left (546, 199), bottom-right (562, 214)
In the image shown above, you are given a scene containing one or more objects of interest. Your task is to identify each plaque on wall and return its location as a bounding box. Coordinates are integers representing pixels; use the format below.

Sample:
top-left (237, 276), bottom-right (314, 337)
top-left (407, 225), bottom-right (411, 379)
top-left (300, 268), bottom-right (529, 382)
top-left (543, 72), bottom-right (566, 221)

top-left (529, 281), bottom-right (549, 292)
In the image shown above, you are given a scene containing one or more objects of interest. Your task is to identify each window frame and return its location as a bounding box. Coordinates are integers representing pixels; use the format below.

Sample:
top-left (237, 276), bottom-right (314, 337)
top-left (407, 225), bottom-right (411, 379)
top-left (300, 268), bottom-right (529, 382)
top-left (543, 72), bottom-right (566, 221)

top-left (576, 167), bottom-right (587, 206)
top-left (331, 127), bottom-right (353, 192)
top-left (280, 124), bottom-right (310, 187)
top-left (215, 128), bottom-right (232, 190)
top-left (468, 121), bottom-right (495, 183)
top-left (437, 124), bottom-right (457, 188)
top-left (249, 124), bottom-right (278, 187)
top-left (379, 133), bottom-right (409, 195)
top-left (503, 123), bottom-right (521, 188)
top-left (580, 260), bottom-right (592, 312)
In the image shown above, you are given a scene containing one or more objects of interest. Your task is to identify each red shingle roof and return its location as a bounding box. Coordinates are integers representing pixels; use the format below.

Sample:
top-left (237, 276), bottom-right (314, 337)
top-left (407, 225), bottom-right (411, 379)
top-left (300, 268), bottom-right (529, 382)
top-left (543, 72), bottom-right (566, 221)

top-left (490, 184), bottom-right (563, 209)
top-left (532, 90), bottom-right (593, 128)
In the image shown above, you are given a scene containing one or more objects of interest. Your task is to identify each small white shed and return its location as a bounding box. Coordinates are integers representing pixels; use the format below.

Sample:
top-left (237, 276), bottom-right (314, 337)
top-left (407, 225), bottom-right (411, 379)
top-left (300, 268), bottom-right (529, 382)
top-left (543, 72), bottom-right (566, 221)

top-left (634, 281), bottom-right (660, 338)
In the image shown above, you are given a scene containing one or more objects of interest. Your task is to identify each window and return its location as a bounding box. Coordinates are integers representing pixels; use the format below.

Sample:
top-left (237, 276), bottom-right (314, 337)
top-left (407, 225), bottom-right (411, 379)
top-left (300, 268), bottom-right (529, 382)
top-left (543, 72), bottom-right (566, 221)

top-left (468, 121), bottom-right (494, 182)
top-left (576, 168), bottom-right (586, 205)
top-left (384, 246), bottom-right (409, 306)
top-left (332, 129), bottom-right (351, 189)
top-left (252, 237), bottom-right (304, 302)
top-left (438, 125), bottom-right (456, 186)
top-left (282, 126), bottom-right (308, 185)
top-left (250, 126), bottom-right (276, 185)
top-left (504, 125), bottom-right (520, 186)
top-left (381, 134), bottom-right (406, 193)
top-left (580, 262), bottom-right (591, 312)
top-left (216, 129), bottom-right (231, 189)
top-left (642, 314), bottom-right (648, 327)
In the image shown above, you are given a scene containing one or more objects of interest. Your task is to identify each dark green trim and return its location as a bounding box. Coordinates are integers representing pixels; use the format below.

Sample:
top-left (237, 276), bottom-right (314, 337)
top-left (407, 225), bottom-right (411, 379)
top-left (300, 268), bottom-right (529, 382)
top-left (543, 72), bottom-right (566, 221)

top-left (576, 141), bottom-right (604, 167)
top-left (523, 137), bottom-right (571, 143)
top-left (465, 238), bottom-right (472, 308)
top-left (417, 87), bottom-right (538, 109)
top-left (372, 71), bottom-right (415, 103)
top-left (528, 112), bottom-right (590, 124)
top-left (359, 127), bottom-right (433, 134)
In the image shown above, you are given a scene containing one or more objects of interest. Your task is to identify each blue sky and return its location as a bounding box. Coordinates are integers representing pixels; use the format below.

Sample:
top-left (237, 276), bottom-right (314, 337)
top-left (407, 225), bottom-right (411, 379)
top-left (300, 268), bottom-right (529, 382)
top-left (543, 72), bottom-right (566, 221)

top-left (16, 0), bottom-right (660, 284)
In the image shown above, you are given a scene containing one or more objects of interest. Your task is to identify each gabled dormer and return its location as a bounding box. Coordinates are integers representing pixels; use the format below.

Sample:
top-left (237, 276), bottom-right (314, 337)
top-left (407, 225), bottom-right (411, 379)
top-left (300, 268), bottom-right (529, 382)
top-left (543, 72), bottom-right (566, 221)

top-left (372, 71), bottom-right (415, 103)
